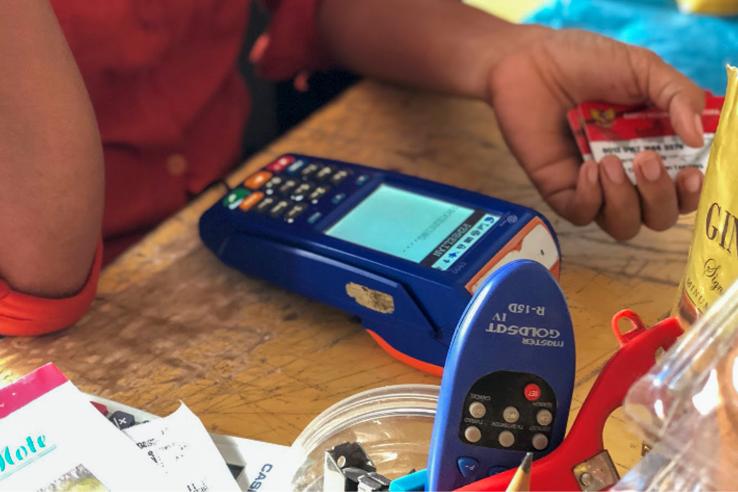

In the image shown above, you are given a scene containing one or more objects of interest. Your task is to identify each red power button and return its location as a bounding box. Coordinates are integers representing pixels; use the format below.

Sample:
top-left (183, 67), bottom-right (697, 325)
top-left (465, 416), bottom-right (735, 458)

top-left (524, 383), bottom-right (541, 401)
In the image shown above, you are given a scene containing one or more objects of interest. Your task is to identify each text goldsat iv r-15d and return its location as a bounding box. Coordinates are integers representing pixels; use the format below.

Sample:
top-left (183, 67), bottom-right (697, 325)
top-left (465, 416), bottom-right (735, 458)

top-left (199, 154), bottom-right (559, 373)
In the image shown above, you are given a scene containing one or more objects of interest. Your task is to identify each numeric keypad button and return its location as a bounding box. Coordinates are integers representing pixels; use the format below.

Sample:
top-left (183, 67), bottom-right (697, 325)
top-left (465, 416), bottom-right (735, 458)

top-left (536, 409), bottom-right (553, 426)
top-left (498, 431), bottom-right (515, 448)
top-left (532, 433), bottom-right (549, 450)
top-left (269, 200), bottom-right (290, 218)
top-left (285, 204), bottom-right (307, 222)
top-left (502, 406), bottom-right (520, 423)
top-left (464, 426), bottom-right (482, 444)
top-left (331, 169), bottom-right (350, 185)
top-left (315, 166), bottom-right (334, 181)
top-left (300, 163), bottom-right (320, 177)
top-left (256, 196), bottom-right (276, 213)
top-left (308, 186), bottom-right (330, 203)
top-left (278, 179), bottom-right (298, 194)
top-left (468, 402), bottom-right (486, 419)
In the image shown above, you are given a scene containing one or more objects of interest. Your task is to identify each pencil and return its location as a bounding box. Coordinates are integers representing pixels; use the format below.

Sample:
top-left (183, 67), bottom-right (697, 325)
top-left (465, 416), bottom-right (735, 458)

top-left (505, 452), bottom-right (533, 492)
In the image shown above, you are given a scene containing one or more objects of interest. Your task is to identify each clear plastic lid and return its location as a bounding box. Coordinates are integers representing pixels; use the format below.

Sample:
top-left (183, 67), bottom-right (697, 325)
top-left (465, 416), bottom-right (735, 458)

top-left (621, 277), bottom-right (738, 490)
top-left (291, 384), bottom-right (438, 491)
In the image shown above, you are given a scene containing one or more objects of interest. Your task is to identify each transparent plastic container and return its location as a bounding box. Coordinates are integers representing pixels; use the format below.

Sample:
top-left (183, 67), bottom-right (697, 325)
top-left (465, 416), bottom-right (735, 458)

top-left (618, 276), bottom-right (738, 490)
top-left (291, 384), bottom-right (439, 491)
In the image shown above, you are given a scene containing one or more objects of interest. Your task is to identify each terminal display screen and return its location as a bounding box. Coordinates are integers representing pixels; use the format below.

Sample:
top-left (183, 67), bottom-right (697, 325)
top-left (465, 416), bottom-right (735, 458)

top-left (325, 184), bottom-right (499, 270)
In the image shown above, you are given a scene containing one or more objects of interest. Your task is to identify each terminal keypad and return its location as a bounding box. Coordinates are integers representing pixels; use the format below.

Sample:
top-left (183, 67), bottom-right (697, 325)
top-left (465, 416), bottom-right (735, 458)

top-left (221, 155), bottom-right (372, 224)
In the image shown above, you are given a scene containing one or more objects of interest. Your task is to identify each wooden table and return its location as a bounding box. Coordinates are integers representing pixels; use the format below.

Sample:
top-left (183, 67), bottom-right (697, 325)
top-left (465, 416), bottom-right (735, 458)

top-left (0, 80), bottom-right (695, 477)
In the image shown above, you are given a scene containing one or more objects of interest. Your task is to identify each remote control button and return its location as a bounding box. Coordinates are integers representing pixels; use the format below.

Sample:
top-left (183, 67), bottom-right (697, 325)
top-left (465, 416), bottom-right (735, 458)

top-left (536, 409), bottom-right (553, 426)
top-left (502, 406), bottom-right (520, 423)
top-left (270, 200), bottom-right (290, 218)
top-left (285, 204), bottom-right (307, 222)
top-left (497, 431), bottom-right (515, 448)
top-left (301, 163), bottom-right (320, 177)
top-left (331, 169), bottom-right (350, 185)
top-left (355, 174), bottom-right (370, 186)
top-left (222, 188), bottom-right (249, 209)
top-left (265, 155), bottom-right (294, 173)
top-left (279, 179), bottom-right (298, 194)
top-left (315, 166), bottom-right (334, 181)
top-left (468, 401), bottom-right (486, 419)
top-left (331, 193), bottom-right (347, 205)
top-left (238, 192), bottom-right (264, 212)
top-left (243, 171), bottom-right (272, 190)
top-left (307, 212), bottom-right (322, 224)
top-left (256, 196), bottom-right (276, 212)
top-left (463, 426), bottom-right (482, 443)
top-left (308, 186), bottom-right (330, 202)
top-left (524, 383), bottom-right (542, 401)
top-left (456, 457), bottom-right (480, 478)
top-left (532, 433), bottom-right (549, 450)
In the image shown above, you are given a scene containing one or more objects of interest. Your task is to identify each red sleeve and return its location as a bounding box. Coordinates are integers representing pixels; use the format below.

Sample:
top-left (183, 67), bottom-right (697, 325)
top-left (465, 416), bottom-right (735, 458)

top-left (251, 0), bottom-right (333, 82)
top-left (0, 243), bottom-right (102, 337)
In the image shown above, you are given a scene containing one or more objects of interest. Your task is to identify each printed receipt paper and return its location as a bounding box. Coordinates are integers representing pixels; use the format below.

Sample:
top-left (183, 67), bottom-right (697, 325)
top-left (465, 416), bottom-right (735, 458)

top-left (0, 364), bottom-right (171, 490)
top-left (0, 363), bottom-right (294, 491)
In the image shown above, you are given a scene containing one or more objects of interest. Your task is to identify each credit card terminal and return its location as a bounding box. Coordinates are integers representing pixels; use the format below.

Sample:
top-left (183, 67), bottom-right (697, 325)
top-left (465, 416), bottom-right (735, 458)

top-left (426, 260), bottom-right (575, 490)
top-left (199, 154), bottom-right (560, 374)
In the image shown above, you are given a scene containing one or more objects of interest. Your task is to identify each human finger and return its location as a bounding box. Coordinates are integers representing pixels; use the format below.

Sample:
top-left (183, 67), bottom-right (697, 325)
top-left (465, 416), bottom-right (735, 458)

top-left (596, 155), bottom-right (641, 240)
top-left (632, 151), bottom-right (679, 231)
top-left (675, 167), bottom-right (703, 214)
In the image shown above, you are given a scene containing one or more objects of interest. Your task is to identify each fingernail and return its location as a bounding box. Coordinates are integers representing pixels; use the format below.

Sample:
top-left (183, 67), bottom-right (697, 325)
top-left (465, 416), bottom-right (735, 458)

top-left (685, 173), bottom-right (702, 193)
top-left (638, 156), bottom-right (661, 182)
top-left (585, 163), bottom-right (598, 185)
top-left (694, 113), bottom-right (704, 138)
top-left (603, 157), bottom-right (625, 185)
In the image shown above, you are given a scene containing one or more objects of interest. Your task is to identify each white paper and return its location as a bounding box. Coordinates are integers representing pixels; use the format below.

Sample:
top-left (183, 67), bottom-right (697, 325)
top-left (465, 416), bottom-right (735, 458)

top-left (210, 434), bottom-right (297, 492)
top-left (0, 382), bottom-right (173, 491)
top-left (123, 404), bottom-right (240, 492)
top-left (89, 395), bottom-right (297, 492)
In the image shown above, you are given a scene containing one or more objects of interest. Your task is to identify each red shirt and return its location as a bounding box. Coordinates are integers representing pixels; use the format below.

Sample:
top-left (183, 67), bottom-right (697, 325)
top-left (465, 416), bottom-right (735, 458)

top-left (0, 0), bottom-right (329, 336)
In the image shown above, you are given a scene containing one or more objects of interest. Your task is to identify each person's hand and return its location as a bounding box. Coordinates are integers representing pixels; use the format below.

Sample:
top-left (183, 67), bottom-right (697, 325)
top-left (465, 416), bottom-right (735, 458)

top-left (488, 29), bottom-right (705, 240)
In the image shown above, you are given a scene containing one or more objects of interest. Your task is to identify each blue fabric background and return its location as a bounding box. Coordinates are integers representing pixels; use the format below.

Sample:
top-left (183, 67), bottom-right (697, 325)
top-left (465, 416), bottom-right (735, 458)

top-left (526, 0), bottom-right (738, 94)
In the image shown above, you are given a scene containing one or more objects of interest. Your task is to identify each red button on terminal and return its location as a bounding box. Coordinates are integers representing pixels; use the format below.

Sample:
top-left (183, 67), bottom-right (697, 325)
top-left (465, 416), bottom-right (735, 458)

top-left (266, 155), bottom-right (294, 173)
top-left (524, 383), bottom-right (541, 401)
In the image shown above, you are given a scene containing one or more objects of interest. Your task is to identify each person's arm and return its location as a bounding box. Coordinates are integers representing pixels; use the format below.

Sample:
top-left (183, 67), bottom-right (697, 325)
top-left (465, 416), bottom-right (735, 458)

top-left (0, 0), bottom-right (103, 297)
top-left (318, 0), bottom-right (705, 240)
top-left (318, 0), bottom-right (545, 100)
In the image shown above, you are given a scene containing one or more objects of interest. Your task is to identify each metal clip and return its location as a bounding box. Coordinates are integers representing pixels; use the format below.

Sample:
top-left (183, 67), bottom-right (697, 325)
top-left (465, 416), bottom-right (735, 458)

top-left (573, 450), bottom-right (620, 491)
top-left (324, 442), bottom-right (385, 491)
top-left (358, 472), bottom-right (391, 491)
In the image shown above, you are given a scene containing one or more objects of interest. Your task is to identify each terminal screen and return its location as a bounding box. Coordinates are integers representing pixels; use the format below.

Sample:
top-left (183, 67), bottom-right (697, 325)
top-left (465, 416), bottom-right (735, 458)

top-left (325, 184), bottom-right (499, 270)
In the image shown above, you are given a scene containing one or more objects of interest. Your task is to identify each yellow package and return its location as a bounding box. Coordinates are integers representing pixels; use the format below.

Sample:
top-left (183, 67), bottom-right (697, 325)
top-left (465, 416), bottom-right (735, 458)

top-left (678, 65), bottom-right (738, 326)
top-left (677, 0), bottom-right (738, 15)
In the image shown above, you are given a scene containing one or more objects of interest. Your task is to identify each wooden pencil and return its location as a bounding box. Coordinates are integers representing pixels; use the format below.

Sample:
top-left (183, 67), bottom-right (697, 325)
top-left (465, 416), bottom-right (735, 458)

top-left (505, 452), bottom-right (533, 492)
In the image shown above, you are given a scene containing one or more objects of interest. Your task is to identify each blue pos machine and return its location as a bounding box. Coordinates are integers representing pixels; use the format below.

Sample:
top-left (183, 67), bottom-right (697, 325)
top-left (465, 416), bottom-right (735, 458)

top-left (199, 154), bottom-right (560, 373)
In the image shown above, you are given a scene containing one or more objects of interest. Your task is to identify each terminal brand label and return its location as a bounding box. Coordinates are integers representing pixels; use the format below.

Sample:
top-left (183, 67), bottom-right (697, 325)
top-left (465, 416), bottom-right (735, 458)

top-left (486, 309), bottom-right (564, 348)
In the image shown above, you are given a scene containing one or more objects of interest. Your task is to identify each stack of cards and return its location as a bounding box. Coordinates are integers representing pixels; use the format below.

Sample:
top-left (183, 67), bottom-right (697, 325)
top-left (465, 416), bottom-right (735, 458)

top-left (567, 94), bottom-right (724, 184)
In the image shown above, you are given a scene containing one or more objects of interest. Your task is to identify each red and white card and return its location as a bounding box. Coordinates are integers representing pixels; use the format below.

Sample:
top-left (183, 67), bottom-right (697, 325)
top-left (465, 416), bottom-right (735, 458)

top-left (567, 94), bottom-right (724, 183)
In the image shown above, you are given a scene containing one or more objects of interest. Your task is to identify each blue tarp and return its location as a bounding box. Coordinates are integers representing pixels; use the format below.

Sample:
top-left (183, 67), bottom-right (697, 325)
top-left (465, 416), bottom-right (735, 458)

top-left (526, 0), bottom-right (738, 94)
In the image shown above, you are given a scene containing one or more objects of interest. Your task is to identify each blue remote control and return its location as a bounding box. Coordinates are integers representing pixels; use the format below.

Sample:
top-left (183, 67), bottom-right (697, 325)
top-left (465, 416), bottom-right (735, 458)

top-left (426, 260), bottom-right (575, 491)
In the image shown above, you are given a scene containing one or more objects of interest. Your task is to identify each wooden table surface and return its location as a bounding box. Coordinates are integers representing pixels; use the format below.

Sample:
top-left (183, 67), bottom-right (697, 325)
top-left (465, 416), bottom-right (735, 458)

top-left (0, 80), bottom-right (695, 477)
